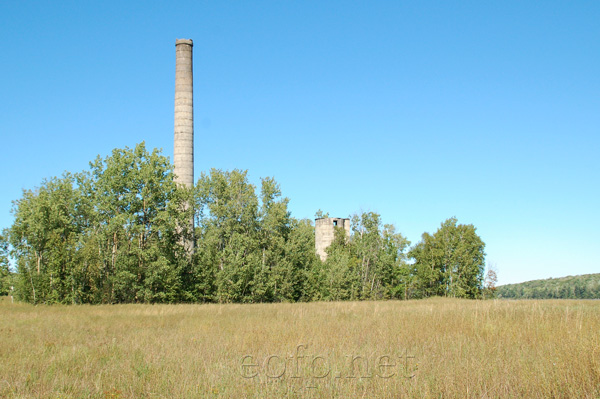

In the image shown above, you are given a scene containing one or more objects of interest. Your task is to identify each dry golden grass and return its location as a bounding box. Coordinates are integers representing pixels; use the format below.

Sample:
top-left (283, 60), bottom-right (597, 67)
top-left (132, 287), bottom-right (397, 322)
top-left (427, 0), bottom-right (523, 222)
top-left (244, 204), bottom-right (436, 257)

top-left (1, 295), bottom-right (599, 398)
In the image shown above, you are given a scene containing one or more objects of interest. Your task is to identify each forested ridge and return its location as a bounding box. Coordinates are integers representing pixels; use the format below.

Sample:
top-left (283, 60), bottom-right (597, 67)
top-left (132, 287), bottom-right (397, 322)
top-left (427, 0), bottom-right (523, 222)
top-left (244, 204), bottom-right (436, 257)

top-left (497, 274), bottom-right (600, 299)
top-left (0, 143), bottom-right (489, 304)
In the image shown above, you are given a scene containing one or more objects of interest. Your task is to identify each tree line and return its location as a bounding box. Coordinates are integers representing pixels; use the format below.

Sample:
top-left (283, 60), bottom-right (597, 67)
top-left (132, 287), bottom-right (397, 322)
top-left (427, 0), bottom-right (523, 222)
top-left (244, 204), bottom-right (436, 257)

top-left (496, 274), bottom-right (600, 299)
top-left (0, 143), bottom-right (488, 304)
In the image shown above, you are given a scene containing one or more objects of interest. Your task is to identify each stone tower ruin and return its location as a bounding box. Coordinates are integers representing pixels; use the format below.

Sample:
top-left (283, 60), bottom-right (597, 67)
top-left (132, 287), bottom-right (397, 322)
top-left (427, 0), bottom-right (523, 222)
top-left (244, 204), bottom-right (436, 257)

top-left (174, 39), bottom-right (194, 187)
top-left (315, 217), bottom-right (351, 261)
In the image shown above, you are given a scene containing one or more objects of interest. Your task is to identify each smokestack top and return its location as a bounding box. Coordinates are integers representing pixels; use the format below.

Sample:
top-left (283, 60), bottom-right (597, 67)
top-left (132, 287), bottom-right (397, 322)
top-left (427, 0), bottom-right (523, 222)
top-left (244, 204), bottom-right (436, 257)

top-left (176, 39), bottom-right (193, 46)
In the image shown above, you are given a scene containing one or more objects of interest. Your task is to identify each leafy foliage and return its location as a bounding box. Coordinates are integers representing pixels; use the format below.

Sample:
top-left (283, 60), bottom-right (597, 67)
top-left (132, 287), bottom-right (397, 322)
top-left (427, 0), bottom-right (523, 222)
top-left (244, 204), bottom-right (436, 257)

top-left (496, 274), bottom-right (600, 299)
top-left (190, 170), bottom-right (319, 303)
top-left (8, 143), bottom-right (186, 303)
top-left (317, 212), bottom-right (411, 300)
top-left (408, 217), bottom-right (486, 299)
top-left (4, 143), bottom-right (488, 304)
top-left (0, 230), bottom-right (11, 295)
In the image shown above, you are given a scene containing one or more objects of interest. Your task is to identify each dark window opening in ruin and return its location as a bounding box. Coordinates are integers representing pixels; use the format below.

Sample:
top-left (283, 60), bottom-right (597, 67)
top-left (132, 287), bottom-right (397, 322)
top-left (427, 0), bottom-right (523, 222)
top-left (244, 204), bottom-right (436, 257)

top-left (333, 220), bottom-right (338, 226)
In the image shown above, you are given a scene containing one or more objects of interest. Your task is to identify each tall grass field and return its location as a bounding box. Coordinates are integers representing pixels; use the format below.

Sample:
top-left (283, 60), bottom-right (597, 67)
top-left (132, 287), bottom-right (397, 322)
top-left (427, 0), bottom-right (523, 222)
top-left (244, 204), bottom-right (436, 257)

top-left (1, 296), bottom-right (598, 398)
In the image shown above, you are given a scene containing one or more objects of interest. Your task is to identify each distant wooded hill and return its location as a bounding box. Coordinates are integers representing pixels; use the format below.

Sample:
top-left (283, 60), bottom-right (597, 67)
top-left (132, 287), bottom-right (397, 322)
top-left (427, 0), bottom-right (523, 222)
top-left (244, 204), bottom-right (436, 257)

top-left (496, 274), bottom-right (600, 299)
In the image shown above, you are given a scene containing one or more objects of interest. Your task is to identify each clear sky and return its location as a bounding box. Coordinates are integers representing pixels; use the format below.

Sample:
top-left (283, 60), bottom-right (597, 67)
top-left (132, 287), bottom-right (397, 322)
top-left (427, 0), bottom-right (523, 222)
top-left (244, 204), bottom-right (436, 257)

top-left (1, 1), bottom-right (598, 285)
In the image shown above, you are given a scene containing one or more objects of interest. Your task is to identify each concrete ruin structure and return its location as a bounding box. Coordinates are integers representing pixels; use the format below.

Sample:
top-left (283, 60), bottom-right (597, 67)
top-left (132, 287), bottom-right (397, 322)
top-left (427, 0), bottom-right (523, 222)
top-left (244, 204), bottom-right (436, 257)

top-left (315, 217), bottom-right (351, 261)
top-left (174, 39), bottom-right (194, 188)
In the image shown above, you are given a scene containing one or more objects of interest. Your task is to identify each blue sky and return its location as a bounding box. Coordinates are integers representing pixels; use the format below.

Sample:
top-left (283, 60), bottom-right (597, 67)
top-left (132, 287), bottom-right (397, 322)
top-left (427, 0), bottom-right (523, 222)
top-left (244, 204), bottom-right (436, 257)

top-left (1, 1), bottom-right (598, 285)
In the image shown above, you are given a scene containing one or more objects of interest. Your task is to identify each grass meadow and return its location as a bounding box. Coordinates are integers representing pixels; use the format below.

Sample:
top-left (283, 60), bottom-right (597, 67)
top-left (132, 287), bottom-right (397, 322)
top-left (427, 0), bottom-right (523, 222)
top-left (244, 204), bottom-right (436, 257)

top-left (1, 296), bottom-right (599, 398)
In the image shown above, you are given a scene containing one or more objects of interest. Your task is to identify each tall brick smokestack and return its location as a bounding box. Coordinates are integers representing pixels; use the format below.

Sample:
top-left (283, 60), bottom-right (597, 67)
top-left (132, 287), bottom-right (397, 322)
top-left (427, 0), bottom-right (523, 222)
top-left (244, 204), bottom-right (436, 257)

top-left (174, 38), bottom-right (194, 255)
top-left (174, 39), bottom-right (194, 187)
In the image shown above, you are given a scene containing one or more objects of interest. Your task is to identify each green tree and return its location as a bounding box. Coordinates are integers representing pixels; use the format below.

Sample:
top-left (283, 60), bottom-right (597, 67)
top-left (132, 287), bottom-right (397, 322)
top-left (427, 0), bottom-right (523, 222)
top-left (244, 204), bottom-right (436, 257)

top-left (0, 230), bottom-right (11, 295)
top-left (256, 177), bottom-right (297, 301)
top-left (319, 212), bottom-right (410, 301)
top-left (193, 169), bottom-right (319, 303)
top-left (409, 217), bottom-right (486, 299)
top-left (314, 209), bottom-right (330, 219)
top-left (283, 218), bottom-right (319, 301)
top-left (495, 273), bottom-right (600, 299)
top-left (379, 223), bottom-right (412, 299)
top-left (7, 142), bottom-right (188, 304)
top-left (194, 169), bottom-right (261, 302)
top-left (320, 227), bottom-right (359, 300)
top-left (349, 212), bottom-right (410, 299)
top-left (8, 140), bottom-right (481, 305)
top-left (9, 173), bottom-right (85, 303)
top-left (85, 142), bottom-right (186, 303)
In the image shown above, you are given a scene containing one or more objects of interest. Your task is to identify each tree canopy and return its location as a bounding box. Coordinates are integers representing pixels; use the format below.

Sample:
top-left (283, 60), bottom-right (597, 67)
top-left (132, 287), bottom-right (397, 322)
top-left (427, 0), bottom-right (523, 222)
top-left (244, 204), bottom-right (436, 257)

top-left (408, 217), bottom-right (486, 299)
top-left (496, 274), bottom-right (600, 299)
top-left (4, 143), bottom-right (488, 303)
top-left (0, 230), bottom-right (11, 295)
